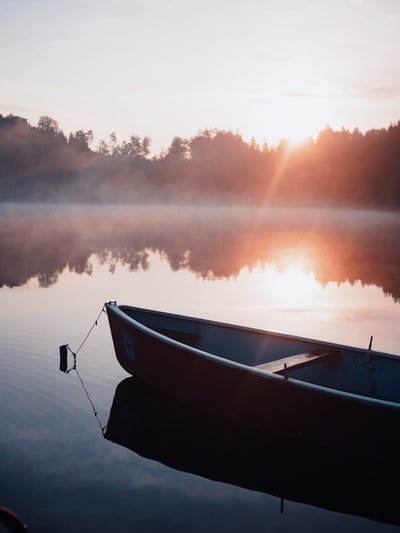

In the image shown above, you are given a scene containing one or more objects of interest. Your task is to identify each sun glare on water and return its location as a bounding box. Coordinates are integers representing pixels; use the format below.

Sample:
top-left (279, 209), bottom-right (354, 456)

top-left (261, 263), bottom-right (321, 308)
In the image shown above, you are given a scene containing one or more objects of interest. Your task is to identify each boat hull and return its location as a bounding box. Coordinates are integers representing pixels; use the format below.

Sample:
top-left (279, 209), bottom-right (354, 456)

top-left (106, 303), bottom-right (400, 456)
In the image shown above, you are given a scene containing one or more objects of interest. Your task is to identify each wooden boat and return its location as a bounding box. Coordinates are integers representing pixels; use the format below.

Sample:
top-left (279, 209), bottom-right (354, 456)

top-left (105, 302), bottom-right (400, 456)
top-left (105, 376), bottom-right (400, 527)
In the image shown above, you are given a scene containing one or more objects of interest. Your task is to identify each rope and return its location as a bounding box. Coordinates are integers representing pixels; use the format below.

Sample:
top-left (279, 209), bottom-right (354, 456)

top-left (61, 303), bottom-right (108, 435)
top-left (74, 366), bottom-right (107, 435)
top-left (68, 304), bottom-right (106, 358)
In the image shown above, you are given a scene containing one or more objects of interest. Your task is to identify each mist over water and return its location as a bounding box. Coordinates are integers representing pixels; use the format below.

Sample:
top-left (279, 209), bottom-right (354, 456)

top-left (2, 203), bottom-right (400, 301)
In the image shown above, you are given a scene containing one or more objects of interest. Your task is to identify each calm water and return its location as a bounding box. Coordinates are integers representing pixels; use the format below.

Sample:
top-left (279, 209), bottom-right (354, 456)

top-left (1, 204), bottom-right (400, 532)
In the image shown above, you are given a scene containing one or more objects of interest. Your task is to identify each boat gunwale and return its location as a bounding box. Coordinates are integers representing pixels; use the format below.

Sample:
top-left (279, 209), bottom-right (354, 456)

top-left (106, 302), bottom-right (400, 410)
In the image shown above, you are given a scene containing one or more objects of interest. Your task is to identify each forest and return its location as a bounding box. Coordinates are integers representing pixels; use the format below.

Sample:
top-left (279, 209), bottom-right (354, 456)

top-left (0, 113), bottom-right (399, 208)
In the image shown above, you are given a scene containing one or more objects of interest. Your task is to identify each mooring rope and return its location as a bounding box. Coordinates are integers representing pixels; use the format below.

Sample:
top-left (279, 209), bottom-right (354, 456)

top-left (60, 303), bottom-right (108, 435)
top-left (68, 304), bottom-right (107, 358)
top-left (74, 365), bottom-right (107, 435)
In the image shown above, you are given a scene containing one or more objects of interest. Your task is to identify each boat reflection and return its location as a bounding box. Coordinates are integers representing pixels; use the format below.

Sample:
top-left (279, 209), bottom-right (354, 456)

top-left (105, 376), bottom-right (400, 527)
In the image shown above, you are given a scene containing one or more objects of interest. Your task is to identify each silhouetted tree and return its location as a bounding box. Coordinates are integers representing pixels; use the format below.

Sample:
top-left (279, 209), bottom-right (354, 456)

top-left (166, 137), bottom-right (190, 160)
top-left (37, 116), bottom-right (60, 135)
top-left (117, 135), bottom-right (151, 159)
top-left (97, 139), bottom-right (110, 156)
top-left (68, 129), bottom-right (94, 151)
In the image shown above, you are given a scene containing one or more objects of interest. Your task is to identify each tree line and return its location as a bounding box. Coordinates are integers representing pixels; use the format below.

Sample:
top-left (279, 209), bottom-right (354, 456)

top-left (0, 113), bottom-right (399, 208)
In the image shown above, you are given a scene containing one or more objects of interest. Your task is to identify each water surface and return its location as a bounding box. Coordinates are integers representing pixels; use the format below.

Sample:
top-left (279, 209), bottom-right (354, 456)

top-left (1, 205), bottom-right (399, 532)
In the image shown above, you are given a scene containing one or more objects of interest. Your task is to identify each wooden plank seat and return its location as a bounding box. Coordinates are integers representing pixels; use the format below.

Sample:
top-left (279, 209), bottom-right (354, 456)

top-left (255, 348), bottom-right (339, 376)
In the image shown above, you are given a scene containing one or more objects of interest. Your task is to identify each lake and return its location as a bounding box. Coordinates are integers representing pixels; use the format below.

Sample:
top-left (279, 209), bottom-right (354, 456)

top-left (1, 204), bottom-right (400, 532)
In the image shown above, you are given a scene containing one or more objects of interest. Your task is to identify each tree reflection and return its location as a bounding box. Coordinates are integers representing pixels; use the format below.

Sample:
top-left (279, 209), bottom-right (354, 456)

top-left (1, 206), bottom-right (400, 302)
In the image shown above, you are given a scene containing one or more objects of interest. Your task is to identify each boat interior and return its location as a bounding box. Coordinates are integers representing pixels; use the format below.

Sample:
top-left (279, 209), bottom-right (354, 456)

top-left (121, 306), bottom-right (400, 404)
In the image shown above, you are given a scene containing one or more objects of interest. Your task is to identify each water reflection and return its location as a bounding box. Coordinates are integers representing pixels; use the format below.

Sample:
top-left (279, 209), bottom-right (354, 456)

top-left (1, 205), bottom-right (400, 301)
top-left (106, 376), bottom-right (400, 527)
top-left (2, 204), bottom-right (400, 532)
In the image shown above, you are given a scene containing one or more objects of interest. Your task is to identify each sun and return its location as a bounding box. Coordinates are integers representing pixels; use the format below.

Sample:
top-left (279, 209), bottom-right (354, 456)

top-left (268, 89), bottom-right (332, 147)
top-left (278, 95), bottom-right (327, 144)
top-left (259, 66), bottom-right (340, 146)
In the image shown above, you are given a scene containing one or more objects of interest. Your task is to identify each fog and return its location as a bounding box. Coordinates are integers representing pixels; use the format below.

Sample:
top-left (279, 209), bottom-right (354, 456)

top-left (1, 204), bottom-right (400, 302)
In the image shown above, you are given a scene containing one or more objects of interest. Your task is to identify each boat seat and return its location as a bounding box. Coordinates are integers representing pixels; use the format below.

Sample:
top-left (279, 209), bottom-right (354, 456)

top-left (255, 348), bottom-right (339, 375)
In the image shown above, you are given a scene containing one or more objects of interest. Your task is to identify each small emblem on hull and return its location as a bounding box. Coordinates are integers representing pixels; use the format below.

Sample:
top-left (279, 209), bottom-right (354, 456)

top-left (122, 330), bottom-right (135, 360)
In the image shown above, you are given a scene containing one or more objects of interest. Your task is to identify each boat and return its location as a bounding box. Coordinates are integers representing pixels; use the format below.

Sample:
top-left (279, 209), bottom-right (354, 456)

top-left (105, 301), bottom-right (400, 456)
top-left (105, 376), bottom-right (400, 527)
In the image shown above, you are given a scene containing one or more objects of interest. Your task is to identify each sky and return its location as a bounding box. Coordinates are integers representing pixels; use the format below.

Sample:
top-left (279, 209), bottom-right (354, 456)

top-left (1, 0), bottom-right (400, 155)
